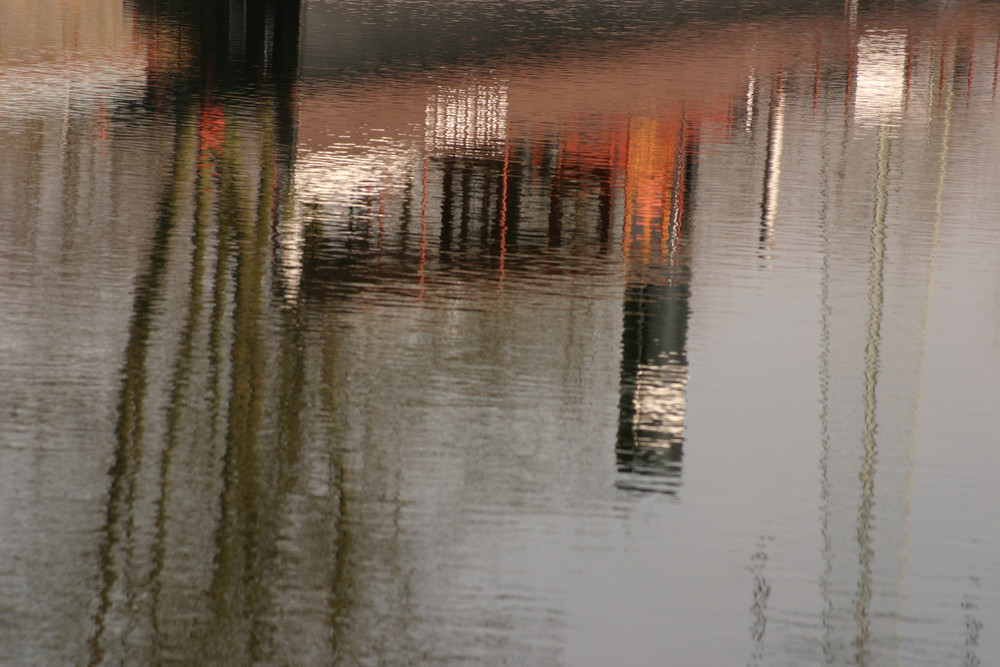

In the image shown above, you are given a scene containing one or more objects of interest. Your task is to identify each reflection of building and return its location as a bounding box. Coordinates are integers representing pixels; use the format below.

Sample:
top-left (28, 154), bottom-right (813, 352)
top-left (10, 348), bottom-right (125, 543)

top-left (7, 0), bottom-right (1000, 663)
top-left (853, 30), bottom-right (909, 126)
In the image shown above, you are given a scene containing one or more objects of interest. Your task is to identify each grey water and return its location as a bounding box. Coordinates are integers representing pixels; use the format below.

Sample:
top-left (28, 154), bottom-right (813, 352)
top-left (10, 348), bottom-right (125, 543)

top-left (2, 0), bottom-right (1000, 664)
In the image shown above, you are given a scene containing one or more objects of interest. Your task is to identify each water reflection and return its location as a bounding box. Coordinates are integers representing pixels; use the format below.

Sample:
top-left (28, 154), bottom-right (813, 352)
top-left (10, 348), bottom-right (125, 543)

top-left (4, 0), bottom-right (1000, 664)
top-left (88, 1), bottom-right (305, 664)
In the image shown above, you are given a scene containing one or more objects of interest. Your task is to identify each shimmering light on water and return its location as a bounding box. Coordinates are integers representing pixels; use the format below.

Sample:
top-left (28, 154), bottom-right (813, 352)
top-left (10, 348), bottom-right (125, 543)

top-left (2, 0), bottom-right (1000, 665)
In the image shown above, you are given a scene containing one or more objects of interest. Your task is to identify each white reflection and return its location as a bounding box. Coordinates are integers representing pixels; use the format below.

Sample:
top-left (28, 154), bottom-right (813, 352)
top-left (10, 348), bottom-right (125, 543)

top-left (854, 30), bottom-right (908, 126)
top-left (425, 79), bottom-right (508, 154)
top-left (632, 362), bottom-right (687, 444)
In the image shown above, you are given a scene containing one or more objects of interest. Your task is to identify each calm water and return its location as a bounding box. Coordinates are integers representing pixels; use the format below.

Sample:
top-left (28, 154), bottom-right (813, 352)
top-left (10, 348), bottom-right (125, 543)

top-left (2, 0), bottom-right (1000, 664)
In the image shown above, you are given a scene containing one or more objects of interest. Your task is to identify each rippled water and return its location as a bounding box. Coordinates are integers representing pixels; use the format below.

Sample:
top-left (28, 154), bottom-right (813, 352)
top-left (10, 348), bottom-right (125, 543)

top-left (3, 0), bottom-right (1000, 664)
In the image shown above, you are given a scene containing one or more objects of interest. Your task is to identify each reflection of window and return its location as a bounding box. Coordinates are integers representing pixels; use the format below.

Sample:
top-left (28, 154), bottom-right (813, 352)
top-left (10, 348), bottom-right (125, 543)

top-left (425, 80), bottom-right (508, 154)
top-left (854, 30), bottom-right (907, 124)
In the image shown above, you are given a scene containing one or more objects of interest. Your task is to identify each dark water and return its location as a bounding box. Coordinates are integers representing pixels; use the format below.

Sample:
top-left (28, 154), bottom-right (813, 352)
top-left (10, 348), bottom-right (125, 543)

top-left (3, 0), bottom-right (1000, 664)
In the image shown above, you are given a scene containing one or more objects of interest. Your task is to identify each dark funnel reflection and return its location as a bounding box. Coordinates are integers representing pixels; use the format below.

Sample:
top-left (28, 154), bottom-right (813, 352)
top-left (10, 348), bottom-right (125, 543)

top-left (615, 279), bottom-right (690, 494)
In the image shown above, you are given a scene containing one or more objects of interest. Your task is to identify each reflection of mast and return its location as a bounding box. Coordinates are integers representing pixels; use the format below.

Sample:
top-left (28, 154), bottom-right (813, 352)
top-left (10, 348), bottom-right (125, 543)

top-left (818, 123), bottom-right (891, 667)
top-left (759, 73), bottom-right (784, 262)
top-left (615, 117), bottom-right (695, 495)
top-left (818, 26), bottom-right (942, 664)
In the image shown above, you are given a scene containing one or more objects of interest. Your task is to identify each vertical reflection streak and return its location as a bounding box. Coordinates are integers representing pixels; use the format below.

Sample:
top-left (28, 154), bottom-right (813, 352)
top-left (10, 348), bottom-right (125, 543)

top-left (760, 73), bottom-right (784, 262)
top-left (817, 76), bottom-right (838, 663)
top-left (209, 102), bottom-right (273, 663)
top-left (853, 122), bottom-right (890, 665)
top-left (321, 327), bottom-right (349, 661)
top-left (149, 105), bottom-right (217, 651)
top-left (499, 139), bottom-right (510, 286)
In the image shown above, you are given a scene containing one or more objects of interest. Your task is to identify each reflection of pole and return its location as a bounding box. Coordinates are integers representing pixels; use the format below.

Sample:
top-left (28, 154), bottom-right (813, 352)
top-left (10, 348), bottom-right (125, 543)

top-left (150, 99), bottom-right (220, 649)
top-left (818, 116), bottom-right (902, 665)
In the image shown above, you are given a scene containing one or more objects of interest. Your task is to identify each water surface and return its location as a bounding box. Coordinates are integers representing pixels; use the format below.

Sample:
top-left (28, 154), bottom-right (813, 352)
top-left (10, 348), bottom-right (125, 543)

top-left (2, 0), bottom-right (1000, 664)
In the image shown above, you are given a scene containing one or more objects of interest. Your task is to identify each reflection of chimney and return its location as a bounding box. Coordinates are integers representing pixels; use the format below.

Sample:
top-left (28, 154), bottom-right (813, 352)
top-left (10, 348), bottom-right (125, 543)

top-left (616, 118), bottom-right (695, 495)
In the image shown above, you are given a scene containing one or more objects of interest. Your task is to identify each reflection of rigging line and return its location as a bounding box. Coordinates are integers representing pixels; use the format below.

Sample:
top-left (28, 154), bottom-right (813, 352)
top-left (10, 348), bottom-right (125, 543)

top-left (899, 38), bottom-right (954, 590)
top-left (499, 139), bottom-right (510, 287)
top-left (814, 38), bottom-right (823, 112)
top-left (994, 31), bottom-right (1000, 100)
top-left (748, 536), bottom-right (772, 667)
top-left (666, 119), bottom-right (687, 262)
top-left (419, 155), bottom-right (429, 298)
top-left (622, 121), bottom-right (634, 269)
top-left (906, 34), bottom-right (916, 113)
top-left (854, 122), bottom-right (891, 666)
top-left (967, 30), bottom-right (976, 108)
top-left (760, 73), bottom-right (784, 260)
top-left (817, 80), bottom-right (837, 662)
